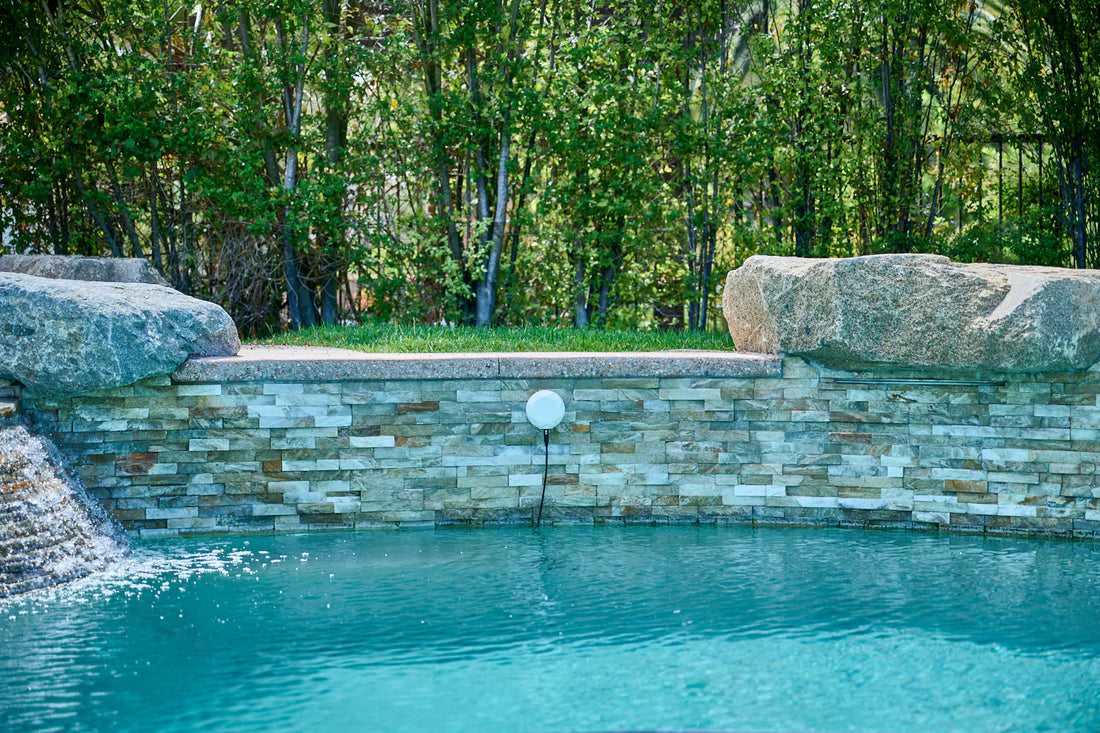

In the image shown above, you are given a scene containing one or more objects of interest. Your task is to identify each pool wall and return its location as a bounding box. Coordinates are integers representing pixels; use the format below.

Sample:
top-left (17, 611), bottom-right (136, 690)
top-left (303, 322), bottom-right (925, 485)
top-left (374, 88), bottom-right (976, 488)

top-left (12, 351), bottom-right (1100, 539)
top-left (0, 379), bottom-right (16, 425)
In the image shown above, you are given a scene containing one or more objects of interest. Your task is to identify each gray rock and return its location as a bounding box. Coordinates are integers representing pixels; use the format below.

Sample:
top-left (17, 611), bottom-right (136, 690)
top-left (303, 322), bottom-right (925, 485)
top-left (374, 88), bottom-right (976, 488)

top-left (0, 273), bottom-right (240, 395)
top-left (0, 255), bottom-right (172, 287)
top-left (723, 254), bottom-right (1100, 372)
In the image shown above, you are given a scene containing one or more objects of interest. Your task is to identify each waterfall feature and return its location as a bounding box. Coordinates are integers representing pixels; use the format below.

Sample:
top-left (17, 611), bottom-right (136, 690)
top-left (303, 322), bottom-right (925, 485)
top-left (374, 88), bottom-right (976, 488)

top-left (0, 425), bottom-right (128, 598)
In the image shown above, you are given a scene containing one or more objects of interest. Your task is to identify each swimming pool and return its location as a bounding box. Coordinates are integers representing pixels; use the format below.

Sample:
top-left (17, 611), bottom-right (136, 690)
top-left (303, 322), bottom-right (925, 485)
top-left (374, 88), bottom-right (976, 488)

top-left (2, 526), bottom-right (1098, 732)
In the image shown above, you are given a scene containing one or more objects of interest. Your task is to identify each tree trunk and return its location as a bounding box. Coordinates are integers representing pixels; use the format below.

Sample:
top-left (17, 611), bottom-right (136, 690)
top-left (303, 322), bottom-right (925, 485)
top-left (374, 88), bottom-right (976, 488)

top-left (698, 223), bottom-right (717, 330)
top-left (278, 17), bottom-right (316, 330)
top-left (319, 0), bottom-right (350, 327)
top-left (72, 174), bottom-right (122, 257)
top-left (147, 168), bottom-right (164, 274)
top-left (573, 236), bottom-right (588, 328)
top-left (475, 115), bottom-right (512, 327)
top-left (596, 221), bottom-right (624, 327)
top-left (471, 0), bottom-right (523, 327)
top-left (46, 181), bottom-right (65, 255)
top-left (504, 0), bottom-right (552, 287)
top-left (414, 0), bottom-right (465, 311)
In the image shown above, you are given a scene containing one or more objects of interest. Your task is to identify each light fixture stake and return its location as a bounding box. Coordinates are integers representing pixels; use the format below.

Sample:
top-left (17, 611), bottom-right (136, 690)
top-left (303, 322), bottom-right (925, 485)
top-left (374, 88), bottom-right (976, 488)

top-left (525, 390), bottom-right (564, 528)
top-left (535, 429), bottom-right (550, 528)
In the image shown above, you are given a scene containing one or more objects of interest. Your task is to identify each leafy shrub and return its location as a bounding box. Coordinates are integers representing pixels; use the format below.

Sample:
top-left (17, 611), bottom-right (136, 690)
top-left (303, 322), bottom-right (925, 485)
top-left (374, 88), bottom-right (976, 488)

top-left (943, 210), bottom-right (1070, 267)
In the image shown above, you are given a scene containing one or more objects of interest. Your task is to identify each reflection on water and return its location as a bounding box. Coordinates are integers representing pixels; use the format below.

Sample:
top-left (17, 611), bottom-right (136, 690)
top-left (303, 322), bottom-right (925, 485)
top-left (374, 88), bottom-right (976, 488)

top-left (1, 526), bottom-right (1098, 732)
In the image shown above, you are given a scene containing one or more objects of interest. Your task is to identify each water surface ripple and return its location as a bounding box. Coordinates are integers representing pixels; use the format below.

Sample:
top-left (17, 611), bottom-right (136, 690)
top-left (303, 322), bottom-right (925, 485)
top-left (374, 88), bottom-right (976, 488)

top-left (1, 526), bottom-right (1097, 732)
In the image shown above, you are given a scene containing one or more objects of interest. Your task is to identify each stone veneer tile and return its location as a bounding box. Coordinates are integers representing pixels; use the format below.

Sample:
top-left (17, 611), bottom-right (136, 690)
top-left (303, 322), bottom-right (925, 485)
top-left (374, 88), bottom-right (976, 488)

top-left (5, 356), bottom-right (1093, 539)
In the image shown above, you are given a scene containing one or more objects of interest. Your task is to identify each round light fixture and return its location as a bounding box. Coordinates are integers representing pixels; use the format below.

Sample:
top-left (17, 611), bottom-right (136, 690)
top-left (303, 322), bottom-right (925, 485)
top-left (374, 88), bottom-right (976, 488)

top-left (525, 390), bottom-right (565, 430)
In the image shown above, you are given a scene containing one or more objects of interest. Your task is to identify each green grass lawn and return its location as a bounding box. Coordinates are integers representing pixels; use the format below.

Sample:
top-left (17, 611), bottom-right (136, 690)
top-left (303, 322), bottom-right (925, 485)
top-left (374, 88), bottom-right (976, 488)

top-left (255, 324), bottom-right (734, 353)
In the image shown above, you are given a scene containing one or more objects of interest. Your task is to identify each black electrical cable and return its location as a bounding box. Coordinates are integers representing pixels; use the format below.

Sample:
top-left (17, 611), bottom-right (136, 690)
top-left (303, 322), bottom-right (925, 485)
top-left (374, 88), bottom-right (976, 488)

top-left (535, 428), bottom-right (550, 528)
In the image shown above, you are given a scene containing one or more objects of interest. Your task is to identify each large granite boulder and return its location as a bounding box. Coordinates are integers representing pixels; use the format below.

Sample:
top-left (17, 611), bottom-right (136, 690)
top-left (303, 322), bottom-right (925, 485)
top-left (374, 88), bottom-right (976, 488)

top-left (0, 255), bottom-right (172, 287)
top-left (723, 254), bottom-right (1100, 372)
top-left (0, 273), bottom-right (240, 395)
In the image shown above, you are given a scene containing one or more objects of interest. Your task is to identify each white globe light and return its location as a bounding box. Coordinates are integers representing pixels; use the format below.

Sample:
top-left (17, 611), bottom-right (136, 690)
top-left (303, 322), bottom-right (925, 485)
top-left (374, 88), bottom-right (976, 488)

top-left (525, 390), bottom-right (565, 430)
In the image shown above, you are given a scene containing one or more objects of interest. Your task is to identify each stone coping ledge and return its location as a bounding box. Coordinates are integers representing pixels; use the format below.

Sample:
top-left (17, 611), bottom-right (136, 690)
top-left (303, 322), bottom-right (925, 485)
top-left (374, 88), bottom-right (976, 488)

top-left (172, 345), bottom-right (782, 383)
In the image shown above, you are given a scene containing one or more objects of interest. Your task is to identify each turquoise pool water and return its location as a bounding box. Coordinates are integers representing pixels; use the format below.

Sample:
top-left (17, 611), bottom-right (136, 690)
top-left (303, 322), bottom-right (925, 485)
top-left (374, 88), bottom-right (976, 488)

top-left (1, 526), bottom-right (1098, 732)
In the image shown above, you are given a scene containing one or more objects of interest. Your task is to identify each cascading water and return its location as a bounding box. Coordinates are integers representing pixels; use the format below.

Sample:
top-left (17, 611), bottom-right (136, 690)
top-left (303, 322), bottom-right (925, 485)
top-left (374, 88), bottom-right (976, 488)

top-left (0, 425), bottom-right (128, 598)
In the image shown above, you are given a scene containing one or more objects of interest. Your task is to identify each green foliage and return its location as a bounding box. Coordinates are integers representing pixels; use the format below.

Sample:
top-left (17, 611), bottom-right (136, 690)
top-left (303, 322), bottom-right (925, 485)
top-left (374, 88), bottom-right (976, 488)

top-left (1, 0), bottom-right (1095, 333)
top-left (942, 210), bottom-right (1072, 267)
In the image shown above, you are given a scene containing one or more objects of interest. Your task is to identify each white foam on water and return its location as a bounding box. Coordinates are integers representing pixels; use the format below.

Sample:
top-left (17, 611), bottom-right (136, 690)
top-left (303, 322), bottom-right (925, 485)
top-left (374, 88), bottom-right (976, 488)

top-left (0, 425), bottom-right (129, 598)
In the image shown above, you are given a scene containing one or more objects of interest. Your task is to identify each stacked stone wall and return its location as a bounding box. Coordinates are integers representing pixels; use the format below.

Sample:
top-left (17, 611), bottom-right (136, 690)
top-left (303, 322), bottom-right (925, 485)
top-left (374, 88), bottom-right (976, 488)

top-left (0, 379), bottom-right (17, 400)
top-left (0, 379), bottom-right (18, 425)
top-left (17, 357), bottom-right (1100, 539)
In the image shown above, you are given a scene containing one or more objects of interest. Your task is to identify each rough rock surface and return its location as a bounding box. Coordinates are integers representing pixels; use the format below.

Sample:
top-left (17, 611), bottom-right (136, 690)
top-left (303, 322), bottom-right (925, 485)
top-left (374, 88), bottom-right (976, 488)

top-left (723, 254), bottom-right (1100, 372)
top-left (173, 345), bottom-right (782, 382)
top-left (0, 254), bottom-right (172, 287)
top-left (0, 273), bottom-right (240, 395)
